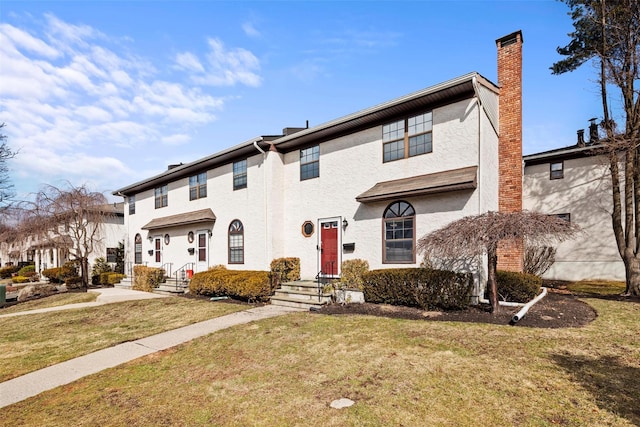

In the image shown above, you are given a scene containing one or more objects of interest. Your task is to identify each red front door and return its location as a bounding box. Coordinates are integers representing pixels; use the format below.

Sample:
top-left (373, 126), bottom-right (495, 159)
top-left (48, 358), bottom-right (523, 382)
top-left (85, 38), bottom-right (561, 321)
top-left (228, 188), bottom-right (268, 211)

top-left (321, 221), bottom-right (339, 276)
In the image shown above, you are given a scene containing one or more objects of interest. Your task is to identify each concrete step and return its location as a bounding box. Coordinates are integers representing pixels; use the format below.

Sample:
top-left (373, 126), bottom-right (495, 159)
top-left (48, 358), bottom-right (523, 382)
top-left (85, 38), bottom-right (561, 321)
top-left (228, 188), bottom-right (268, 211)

top-left (270, 295), bottom-right (328, 310)
top-left (280, 280), bottom-right (328, 292)
top-left (274, 288), bottom-right (332, 302)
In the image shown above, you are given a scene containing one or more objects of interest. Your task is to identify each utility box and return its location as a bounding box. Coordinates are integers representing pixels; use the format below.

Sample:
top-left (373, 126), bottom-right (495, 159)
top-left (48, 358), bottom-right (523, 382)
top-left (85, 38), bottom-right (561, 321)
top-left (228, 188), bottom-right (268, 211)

top-left (0, 285), bottom-right (6, 305)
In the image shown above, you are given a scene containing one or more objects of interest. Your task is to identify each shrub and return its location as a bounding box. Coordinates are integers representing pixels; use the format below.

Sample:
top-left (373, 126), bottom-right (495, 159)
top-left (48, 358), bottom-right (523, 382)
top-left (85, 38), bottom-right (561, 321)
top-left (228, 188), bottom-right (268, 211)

top-left (42, 262), bottom-right (79, 284)
top-left (0, 265), bottom-right (19, 279)
top-left (18, 264), bottom-right (36, 277)
top-left (92, 257), bottom-right (113, 285)
top-left (496, 270), bottom-right (542, 303)
top-left (132, 266), bottom-right (165, 292)
top-left (190, 269), bottom-right (272, 302)
top-left (269, 257), bottom-right (301, 290)
top-left (524, 246), bottom-right (556, 276)
top-left (11, 275), bottom-right (30, 284)
top-left (339, 259), bottom-right (369, 290)
top-left (362, 268), bottom-right (473, 311)
top-left (65, 276), bottom-right (83, 289)
top-left (106, 273), bottom-right (126, 285)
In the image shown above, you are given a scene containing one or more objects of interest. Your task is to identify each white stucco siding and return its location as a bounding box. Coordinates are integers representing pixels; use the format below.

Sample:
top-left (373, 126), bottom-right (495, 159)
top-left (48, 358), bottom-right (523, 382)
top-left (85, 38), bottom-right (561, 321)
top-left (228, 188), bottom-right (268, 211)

top-left (122, 152), bottom-right (272, 274)
top-left (281, 98), bottom-right (488, 278)
top-left (478, 102), bottom-right (500, 213)
top-left (523, 155), bottom-right (624, 281)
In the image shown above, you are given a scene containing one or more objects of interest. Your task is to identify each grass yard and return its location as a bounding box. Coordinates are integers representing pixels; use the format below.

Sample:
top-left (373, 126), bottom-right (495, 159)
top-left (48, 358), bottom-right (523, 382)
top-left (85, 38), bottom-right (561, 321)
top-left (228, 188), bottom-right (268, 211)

top-left (0, 292), bottom-right (98, 314)
top-left (0, 297), bottom-right (247, 382)
top-left (2, 292), bottom-right (639, 426)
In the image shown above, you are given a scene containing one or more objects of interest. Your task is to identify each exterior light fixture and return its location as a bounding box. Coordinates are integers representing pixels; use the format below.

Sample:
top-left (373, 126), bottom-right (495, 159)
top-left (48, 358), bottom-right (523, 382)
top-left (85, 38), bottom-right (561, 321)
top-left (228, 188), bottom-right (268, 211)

top-left (342, 218), bottom-right (349, 228)
top-left (208, 229), bottom-right (213, 237)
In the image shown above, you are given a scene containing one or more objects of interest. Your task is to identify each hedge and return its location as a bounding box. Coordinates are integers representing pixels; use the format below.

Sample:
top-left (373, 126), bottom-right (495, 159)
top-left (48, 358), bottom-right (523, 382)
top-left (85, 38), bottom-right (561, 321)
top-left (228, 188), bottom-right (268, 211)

top-left (269, 257), bottom-right (300, 289)
top-left (496, 270), bottom-right (542, 303)
top-left (338, 259), bottom-right (369, 290)
top-left (99, 272), bottom-right (126, 285)
top-left (132, 266), bottom-right (164, 292)
top-left (189, 269), bottom-right (272, 302)
top-left (42, 262), bottom-right (79, 284)
top-left (11, 275), bottom-right (30, 284)
top-left (362, 268), bottom-right (473, 311)
top-left (0, 266), bottom-right (19, 279)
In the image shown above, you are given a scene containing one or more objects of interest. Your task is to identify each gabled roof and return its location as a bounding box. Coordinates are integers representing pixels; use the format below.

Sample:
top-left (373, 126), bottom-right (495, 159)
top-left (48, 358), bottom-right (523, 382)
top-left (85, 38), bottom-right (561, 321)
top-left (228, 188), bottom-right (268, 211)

top-left (356, 166), bottom-right (478, 203)
top-left (141, 208), bottom-right (216, 231)
top-left (114, 72), bottom-right (498, 197)
top-left (523, 143), bottom-right (602, 166)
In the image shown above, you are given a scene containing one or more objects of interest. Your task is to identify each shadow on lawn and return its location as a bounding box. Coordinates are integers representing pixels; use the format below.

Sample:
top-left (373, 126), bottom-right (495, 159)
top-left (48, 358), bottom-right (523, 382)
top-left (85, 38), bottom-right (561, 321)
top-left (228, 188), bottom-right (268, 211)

top-left (551, 353), bottom-right (640, 425)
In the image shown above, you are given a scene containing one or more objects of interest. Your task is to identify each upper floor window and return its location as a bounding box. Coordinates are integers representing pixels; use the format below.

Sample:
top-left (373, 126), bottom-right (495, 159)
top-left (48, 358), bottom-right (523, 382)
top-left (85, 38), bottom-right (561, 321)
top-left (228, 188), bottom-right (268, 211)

top-left (300, 145), bottom-right (320, 180)
top-left (189, 172), bottom-right (207, 200)
top-left (383, 111), bottom-right (433, 163)
top-left (233, 160), bottom-right (247, 190)
top-left (128, 196), bottom-right (135, 215)
top-left (383, 201), bottom-right (415, 263)
top-left (550, 161), bottom-right (564, 180)
top-left (154, 185), bottom-right (168, 209)
top-left (228, 220), bottom-right (244, 264)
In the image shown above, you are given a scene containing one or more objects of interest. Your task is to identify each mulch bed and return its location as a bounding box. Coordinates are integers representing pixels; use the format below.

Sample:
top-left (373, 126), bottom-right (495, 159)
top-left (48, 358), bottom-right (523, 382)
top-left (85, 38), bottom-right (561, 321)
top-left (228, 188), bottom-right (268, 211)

top-left (316, 289), bottom-right (602, 328)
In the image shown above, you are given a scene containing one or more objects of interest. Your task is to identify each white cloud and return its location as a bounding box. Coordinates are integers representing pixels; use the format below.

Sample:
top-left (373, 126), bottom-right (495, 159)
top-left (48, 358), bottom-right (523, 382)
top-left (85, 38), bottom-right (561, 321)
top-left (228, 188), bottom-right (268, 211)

top-left (0, 14), bottom-right (245, 195)
top-left (176, 37), bottom-right (262, 87)
top-left (242, 22), bottom-right (261, 38)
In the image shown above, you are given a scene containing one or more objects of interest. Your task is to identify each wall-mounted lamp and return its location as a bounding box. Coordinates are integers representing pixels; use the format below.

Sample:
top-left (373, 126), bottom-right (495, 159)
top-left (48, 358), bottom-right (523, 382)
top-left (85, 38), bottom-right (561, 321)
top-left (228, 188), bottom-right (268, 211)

top-left (147, 249), bottom-right (154, 256)
top-left (148, 235), bottom-right (153, 242)
top-left (188, 248), bottom-right (195, 255)
top-left (208, 229), bottom-right (213, 237)
top-left (342, 218), bottom-right (349, 229)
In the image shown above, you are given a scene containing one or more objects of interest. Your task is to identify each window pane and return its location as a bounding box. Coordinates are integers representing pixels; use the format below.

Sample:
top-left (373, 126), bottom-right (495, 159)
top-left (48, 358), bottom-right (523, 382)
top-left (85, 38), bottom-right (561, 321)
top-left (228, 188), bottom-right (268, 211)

top-left (383, 140), bottom-right (404, 162)
top-left (383, 120), bottom-right (404, 142)
top-left (301, 161), bottom-right (319, 180)
top-left (409, 133), bottom-right (432, 157)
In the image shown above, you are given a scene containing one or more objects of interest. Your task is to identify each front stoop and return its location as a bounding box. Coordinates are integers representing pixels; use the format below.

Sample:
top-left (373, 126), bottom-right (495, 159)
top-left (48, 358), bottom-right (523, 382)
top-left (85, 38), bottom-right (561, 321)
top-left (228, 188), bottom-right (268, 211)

top-left (114, 278), bottom-right (132, 290)
top-left (154, 278), bottom-right (189, 296)
top-left (271, 280), bottom-right (332, 310)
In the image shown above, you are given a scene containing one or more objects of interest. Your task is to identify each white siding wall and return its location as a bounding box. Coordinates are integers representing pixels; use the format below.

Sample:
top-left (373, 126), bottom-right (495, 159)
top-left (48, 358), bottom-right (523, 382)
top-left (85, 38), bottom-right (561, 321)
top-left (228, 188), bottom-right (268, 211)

top-left (523, 155), bottom-right (624, 281)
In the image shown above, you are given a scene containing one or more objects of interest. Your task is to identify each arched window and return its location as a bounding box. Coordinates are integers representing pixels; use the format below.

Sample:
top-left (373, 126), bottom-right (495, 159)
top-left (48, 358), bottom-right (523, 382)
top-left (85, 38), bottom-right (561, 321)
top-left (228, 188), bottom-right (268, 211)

top-left (383, 201), bottom-right (415, 263)
top-left (228, 220), bottom-right (244, 264)
top-left (134, 233), bottom-right (142, 264)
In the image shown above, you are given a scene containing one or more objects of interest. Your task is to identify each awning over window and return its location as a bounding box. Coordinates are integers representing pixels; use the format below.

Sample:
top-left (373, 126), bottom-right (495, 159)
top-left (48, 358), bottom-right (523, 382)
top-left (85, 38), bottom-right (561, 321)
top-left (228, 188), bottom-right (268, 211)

top-left (356, 166), bottom-right (477, 203)
top-left (141, 208), bottom-right (216, 231)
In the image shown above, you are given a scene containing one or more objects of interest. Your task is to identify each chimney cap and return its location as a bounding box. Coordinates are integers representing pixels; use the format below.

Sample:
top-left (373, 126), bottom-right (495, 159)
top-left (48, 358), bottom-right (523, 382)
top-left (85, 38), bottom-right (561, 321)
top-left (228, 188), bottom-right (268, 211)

top-left (496, 30), bottom-right (524, 47)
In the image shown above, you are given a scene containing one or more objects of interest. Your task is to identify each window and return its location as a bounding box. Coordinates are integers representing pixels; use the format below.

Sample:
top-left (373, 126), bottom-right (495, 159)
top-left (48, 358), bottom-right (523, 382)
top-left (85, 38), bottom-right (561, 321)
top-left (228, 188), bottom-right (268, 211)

top-left (134, 234), bottom-right (142, 264)
top-left (228, 220), bottom-right (244, 264)
top-left (106, 247), bottom-right (117, 263)
top-left (383, 201), bottom-right (415, 263)
top-left (198, 232), bottom-right (207, 262)
top-left (128, 196), bottom-right (135, 215)
top-left (555, 213), bottom-right (571, 222)
top-left (302, 221), bottom-right (314, 237)
top-left (550, 161), bottom-right (564, 179)
top-left (155, 237), bottom-right (162, 263)
top-left (154, 185), bottom-right (168, 208)
top-left (383, 112), bottom-right (433, 162)
top-left (300, 145), bottom-right (320, 180)
top-left (189, 172), bottom-right (207, 200)
top-left (233, 160), bottom-right (247, 190)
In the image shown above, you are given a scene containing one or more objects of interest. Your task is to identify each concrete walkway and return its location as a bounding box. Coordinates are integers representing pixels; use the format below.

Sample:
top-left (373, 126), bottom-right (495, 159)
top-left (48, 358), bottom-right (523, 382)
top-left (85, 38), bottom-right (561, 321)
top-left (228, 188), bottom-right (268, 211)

top-left (0, 287), bottom-right (168, 318)
top-left (0, 290), bottom-right (302, 408)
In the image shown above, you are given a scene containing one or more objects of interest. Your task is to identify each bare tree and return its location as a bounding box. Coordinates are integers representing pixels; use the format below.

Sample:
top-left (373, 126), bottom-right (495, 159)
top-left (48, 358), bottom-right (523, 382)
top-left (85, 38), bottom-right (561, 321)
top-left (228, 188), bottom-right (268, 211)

top-left (22, 184), bottom-right (112, 289)
top-left (0, 123), bottom-right (16, 210)
top-left (417, 211), bottom-right (579, 313)
top-left (524, 246), bottom-right (557, 277)
top-left (552, 0), bottom-right (640, 295)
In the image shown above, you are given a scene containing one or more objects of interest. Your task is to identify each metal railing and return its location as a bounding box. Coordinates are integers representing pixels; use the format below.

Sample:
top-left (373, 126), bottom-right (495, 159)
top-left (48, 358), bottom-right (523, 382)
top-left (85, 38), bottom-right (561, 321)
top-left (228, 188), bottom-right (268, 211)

top-left (172, 262), bottom-right (195, 291)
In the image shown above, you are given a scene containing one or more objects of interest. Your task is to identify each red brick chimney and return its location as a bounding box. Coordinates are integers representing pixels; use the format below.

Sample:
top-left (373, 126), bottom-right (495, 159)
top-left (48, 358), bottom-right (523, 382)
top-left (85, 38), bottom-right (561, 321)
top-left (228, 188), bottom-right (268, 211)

top-left (496, 30), bottom-right (524, 271)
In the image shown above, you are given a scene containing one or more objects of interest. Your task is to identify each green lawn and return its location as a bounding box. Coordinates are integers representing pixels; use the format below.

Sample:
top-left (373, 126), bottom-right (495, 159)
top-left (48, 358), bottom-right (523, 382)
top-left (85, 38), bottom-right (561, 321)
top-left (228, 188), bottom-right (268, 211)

top-left (0, 297), bottom-right (248, 382)
top-left (2, 288), bottom-right (639, 426)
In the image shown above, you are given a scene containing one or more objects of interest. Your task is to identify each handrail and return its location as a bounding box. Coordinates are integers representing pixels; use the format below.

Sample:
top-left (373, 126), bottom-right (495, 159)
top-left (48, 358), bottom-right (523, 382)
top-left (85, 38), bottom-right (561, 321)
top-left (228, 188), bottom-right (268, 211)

top-left (173, 262), bottom-right (195, 290)
top-left (161, 262), bottom-right (173, 278)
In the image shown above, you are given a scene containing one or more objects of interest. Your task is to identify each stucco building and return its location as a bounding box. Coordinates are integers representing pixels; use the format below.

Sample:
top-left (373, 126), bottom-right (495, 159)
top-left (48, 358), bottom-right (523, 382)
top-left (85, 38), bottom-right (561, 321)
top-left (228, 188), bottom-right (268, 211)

top-left (114, 31), bottom-right (525, 299)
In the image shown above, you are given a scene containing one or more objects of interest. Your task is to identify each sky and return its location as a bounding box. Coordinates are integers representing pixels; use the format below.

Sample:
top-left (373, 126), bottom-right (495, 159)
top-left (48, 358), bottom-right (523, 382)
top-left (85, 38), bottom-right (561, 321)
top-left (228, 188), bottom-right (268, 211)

top-left (0, 1), bottom-right (605, 202)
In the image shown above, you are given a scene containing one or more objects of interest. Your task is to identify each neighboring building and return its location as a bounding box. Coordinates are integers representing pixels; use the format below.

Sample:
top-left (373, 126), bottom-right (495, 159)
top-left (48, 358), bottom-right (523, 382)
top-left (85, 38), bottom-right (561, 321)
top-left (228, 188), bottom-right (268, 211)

top-left (523, 123), bottom-right (624, 281)
top-left (114, 31), bottom-right (525, 299)
top-left (0, 203), bottom-right (125, 275)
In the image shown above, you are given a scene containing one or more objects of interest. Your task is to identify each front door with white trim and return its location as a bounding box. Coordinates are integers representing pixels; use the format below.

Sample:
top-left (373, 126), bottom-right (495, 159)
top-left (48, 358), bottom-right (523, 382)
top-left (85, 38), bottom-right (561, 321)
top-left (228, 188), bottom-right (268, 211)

top-left (320, 220), bottom-right (339, 277)
top-left (196, 231), bottom-right (208, 272)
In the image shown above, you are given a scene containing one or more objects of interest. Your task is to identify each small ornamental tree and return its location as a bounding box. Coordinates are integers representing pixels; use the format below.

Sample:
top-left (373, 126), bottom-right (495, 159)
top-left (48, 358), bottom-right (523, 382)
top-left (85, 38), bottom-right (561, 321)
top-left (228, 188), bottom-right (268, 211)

top-left (418, 211), bottom-right (579, 313)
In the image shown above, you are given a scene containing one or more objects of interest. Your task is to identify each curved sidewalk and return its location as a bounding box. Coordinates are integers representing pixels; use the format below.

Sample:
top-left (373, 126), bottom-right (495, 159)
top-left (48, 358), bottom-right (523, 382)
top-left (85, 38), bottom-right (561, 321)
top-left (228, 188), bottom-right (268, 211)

top-left (0, 293), bottom-right (302, 408)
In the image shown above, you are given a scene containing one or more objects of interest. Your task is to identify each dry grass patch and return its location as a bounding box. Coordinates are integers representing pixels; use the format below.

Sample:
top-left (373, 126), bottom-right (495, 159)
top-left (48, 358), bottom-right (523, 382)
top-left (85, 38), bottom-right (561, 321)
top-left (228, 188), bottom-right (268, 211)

top-left (3, 297), bottom-right (639, 426)
top-left (0, 297), bottom-right (247, 382)
top-left (1, 292), bottom-right (97, 314)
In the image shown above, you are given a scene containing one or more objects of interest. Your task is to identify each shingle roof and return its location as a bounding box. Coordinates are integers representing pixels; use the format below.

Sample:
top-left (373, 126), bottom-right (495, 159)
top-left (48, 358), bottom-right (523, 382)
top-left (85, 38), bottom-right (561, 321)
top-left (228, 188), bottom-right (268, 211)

top-left (141, 208), bottom-right (216, 231)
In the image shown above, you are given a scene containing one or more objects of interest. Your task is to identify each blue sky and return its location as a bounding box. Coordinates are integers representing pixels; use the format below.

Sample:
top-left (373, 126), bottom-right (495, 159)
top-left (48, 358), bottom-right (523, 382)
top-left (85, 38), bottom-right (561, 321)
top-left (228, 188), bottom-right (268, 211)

top-left (1, 1), bottom-right (603, 202)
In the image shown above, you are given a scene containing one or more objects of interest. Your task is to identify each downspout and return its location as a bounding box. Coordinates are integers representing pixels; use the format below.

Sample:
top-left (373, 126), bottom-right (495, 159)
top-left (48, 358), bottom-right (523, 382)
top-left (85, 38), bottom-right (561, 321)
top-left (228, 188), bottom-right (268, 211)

top-left (472, 75), bottom-right (484, 304)
top-left (253, 140), bottom-right (269, 267)
top-left (511, 287), bottom-right (548, 324)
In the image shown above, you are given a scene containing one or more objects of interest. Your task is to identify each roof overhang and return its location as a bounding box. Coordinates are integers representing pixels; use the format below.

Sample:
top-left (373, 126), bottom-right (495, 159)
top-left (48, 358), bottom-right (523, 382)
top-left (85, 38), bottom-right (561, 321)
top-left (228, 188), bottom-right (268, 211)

top-left (523, 144), bottom-right (600, 166)
top-left (356, 166), bottom-right (478, 203)
top-left (141, 208), bottom-right (216, 231)
top-left (273, 73), bottom-right (498, 152)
